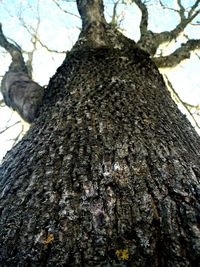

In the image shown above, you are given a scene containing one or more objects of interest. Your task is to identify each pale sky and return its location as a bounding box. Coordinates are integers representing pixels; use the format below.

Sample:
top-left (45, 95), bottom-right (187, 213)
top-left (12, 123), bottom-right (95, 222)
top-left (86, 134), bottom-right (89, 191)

top-left (0, 0), bottom-right (200, 161)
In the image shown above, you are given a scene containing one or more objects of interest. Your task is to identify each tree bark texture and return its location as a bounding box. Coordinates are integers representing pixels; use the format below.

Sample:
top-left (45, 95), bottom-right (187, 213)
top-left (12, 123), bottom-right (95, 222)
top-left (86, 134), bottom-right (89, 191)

top-left (0, 43), bottom-right (200, 266)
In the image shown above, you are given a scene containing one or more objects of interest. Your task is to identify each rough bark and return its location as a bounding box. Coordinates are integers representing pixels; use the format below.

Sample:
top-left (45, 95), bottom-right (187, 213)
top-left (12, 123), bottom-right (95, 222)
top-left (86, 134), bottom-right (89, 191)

top-left (0, 2), bottom-right (200, 267)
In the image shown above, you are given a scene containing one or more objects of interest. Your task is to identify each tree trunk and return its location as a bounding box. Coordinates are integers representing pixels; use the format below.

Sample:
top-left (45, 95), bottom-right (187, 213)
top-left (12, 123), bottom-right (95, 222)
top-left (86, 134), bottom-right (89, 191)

top-left (0, 27), bottom-right (200, 267)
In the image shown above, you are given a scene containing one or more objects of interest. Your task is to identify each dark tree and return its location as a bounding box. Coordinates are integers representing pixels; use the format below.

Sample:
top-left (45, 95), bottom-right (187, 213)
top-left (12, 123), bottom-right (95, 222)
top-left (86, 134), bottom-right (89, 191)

top-left (0, 1), bottom-right (200, 266)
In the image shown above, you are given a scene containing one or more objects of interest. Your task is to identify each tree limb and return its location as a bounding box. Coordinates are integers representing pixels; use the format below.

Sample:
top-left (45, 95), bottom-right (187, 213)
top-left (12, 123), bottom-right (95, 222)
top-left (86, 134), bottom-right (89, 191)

top-left (155, 0), bottom-right (200, 46)
top-left (136, 0), bottom-right (200, 57)
top-left (188, 0), bottom-right (200, 18)
top-left (153, 9), bottom-right (200, 48)
top-left (111, 0), bottom-right (120, 27)
top-left (133, 0), bottom-right (148, 34)
top-left (177, 0), bottom-right (186, 20)
top-left (52, 0), bottom-right (80, 19)
top-left (0, 23), bottom-right (27, 72)
top-left (153, 39), bottom-right (200, 68)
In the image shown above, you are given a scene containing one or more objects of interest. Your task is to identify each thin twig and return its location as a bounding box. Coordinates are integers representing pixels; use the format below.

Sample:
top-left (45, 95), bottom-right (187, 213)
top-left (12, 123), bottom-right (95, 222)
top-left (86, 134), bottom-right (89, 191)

top-left (164, 74), bottom-right (200, 129)
top-left (52, 0), bottom-right (80, 19)
top-left (0, 121), bottom-right (21, 134)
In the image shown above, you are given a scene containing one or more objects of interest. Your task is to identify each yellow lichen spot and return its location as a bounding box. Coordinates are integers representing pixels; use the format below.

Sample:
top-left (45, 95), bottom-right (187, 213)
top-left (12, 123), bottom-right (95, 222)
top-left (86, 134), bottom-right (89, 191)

top-left (43, 233), bottom-right (54, 245)
top-left (116, 249), bottom-right (129, 261)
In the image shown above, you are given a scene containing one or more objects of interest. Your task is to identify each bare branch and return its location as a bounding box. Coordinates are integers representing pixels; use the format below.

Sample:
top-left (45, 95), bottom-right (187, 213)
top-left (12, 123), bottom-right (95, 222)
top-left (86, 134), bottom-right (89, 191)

top-left (195, 51), bottom-right (200, 60)
top-left (188, 0), bottom-right (200, 18)
top-left (153, 39), bottom-right (200, 68)
top-left (159, 0), bottom-right (200, 21)
top-left (25, 0), bottom-right (41, 78)
top-left (159, 1), bottom-right (179, 13)
top-left (52, 0), bottom-right (80, 19)
top-left (0, 23), bottom-right (27, 72)
top-left (164, 74), bottom-right (200, 129)
top-left (0, 121), bottom-right (21, 135)
top-left (154, 1), bottom-right (200, 47)
top-left (191, 22), bottom-right (200, 25)
top-left (133, 0), bottom-right (148, 34)
top-left (17, 9), bottom-right (66, 55)
top-left (10, 123), bottom-right (26, 145)
top-left (109, 0), bottom-right (126, 30)
top-left (137, 0), bottom-right (200, 57)
top-left (177, 0), bottom-right (186, 20)
top-left (35, 39), bottom-right (66, 54)
top-left (110, 0), bottom-right (120, 27)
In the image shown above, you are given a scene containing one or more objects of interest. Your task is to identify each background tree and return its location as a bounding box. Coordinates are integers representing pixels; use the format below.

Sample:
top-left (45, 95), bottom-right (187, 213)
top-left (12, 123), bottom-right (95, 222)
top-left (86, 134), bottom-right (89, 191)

top-left (0, 1), bottom-right (200, 265)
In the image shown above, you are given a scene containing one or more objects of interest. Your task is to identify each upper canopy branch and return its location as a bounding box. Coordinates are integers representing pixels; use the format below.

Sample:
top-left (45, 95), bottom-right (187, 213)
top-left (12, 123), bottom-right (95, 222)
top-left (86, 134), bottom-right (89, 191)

top-left (188, 0), bottom-right (200, 18)
top-left (133, 0), bottom-right (148, 34)
top-left (134, 0), bottom-right (200, 56)
top-left (155, 1), bottom-right (200, 46)
top-left (110, 0), bottom-right (120, 27)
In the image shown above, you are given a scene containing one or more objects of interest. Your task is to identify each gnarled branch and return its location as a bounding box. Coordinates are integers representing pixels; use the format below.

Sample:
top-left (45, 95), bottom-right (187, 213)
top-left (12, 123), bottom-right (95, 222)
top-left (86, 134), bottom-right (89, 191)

top-left (153, 39), bottom-right (200, 68)
top-left (0, 23), bottom-right (44, 123)
top-left (136, 0), bottom-right (200, 59)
